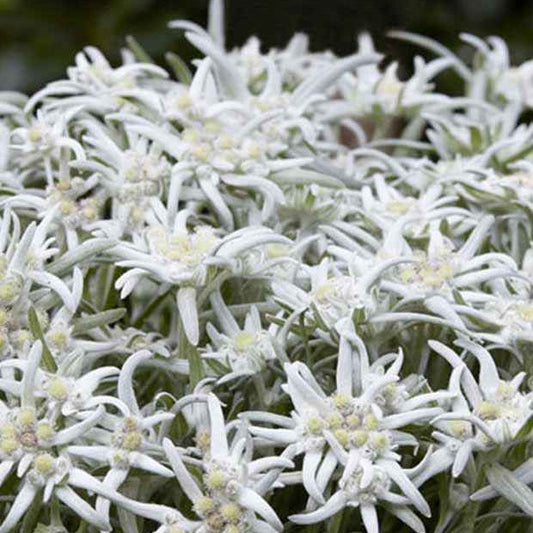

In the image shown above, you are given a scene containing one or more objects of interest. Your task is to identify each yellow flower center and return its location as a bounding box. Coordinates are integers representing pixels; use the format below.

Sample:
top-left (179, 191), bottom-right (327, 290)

top-left (220, 503), bottom-right (241, 522)
top-left (82, 205), bottom-right (98, 220)
top-left (450, 420), bottom-right (470, 438)
top-left (196, 431), bottom-right (211, 453)
top-left (191, 144), bottom-right (211, 162)
top-left (204, 120), bottom-right (221, 134)
top-left (377, 79), bottom-right (403, 98)
top-left (265, 243), bottom-right (289, 259)
top-left (59, 200), bottom-right (76, 216)
top-left (0, 423), bottom-right (16, 439)
top-left (333, 429), bottom-right (350, 447)
top-left (194, 496), bottom-right (215, 515)
top-left (217, 134), bottom-right (234, 150)
top-left (306, 417), bottom-right (324, 435)
top-left (517, 304), bottom-right (533, 322)
top-left (0, 438), bottom-right (18, 454)
top-left (351, 430), bottom-right (368, 447)
top-left (182, 128), bottom-right (199, 143)
top-left (206, 469), bottom-right (227, 490)
top-left (333, 394), bottom-right (351, 410)
top-left (233, 331), bottom-right (255, 352)
top-left (34, 453), bottom-right (54, 475)
top-left (386, 200), bottom-right (410, 215)
top-left (130, 206), bottom-right (145, 224)
top-left (477, 401), bottom-right (501, 420)
top-left (314, 283), bottom-right (335, 302)
top-left (47, 378), bottom-right (68, 400)
top-left (497, 381), bottom-right (514, 400)
top-left (123, 417), bottom-right (138, 431)
top-left (420, 263), bottom-right (454, 287)
top-left (370, 432), bottom-right (389, 450)
top-left (363, 414), bottom-right (378, 431)
top-left (16, 408), bottom-right (36, 427)
top-left (0, 308), bottom-right (8, 327)
top-left (55, 181), bottom-right (70, 192)
top-left (177, 94), bottom-right (192, 109)
top-left (36, 422), bottom-right (55, 441)
top-left (346, 414), bottom-right (361, 429)
top-left (0, 282), bottom-right (17, 303)
top-left (325, 412), bottom-right (343, 429)
top-left (28, 127), bottom-right (42, 143)
top-left (247, 142), bottom-right (261, 159)
top-left (122, 431), bottom-right (142, 451)
top-left (13, 330), bottom-right (31, 349)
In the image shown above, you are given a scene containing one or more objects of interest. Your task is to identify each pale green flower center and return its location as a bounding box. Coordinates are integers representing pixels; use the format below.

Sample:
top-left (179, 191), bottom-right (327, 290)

top-left (233, 331), bottom-right (255, 352)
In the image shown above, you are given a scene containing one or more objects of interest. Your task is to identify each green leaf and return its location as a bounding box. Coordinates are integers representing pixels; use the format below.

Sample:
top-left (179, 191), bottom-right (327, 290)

top-left (435, 473), bottom-right (451, 532)
top-left (154, 391), bottom-right (177, 410)
top-left (514, 414), bottom-right (533, 441)
top-left (126, 35), bottom-right (154, 63)
top-left (470, 127), bottom-right (483, 152)
top-left (352, 306), bottom-right (368, 326)
top-left (178, 318), bottom-right (203, 389)
top-left (94, 264), bottom-right (116, 311)
top-left (20, 489), bottom-right (42, 533)
top-left (132, 289), bottom-right (171, 328)
top-left (28, 307), bottom-right (57, 372)
top-left (47, 238), bottom-right (116, 276)
top-left (326, 509), bottom-right (343, 533)
top-left (165, 51), bottom-right (192, 84)
top-left (169, 411), bottom-right (189, 441)
top-left (384, 503), bottom-right (426, 533)
top-left (75, 522), bottom-right (88, 533)
top-left (188, 346), bottom-right (203, 388)
top-left (452, 288), bottom-right (467, 306)
top-left (502, 143), bottom-right (533, 166)
top-left (485, 463), bottom-right (533, 516)
top-left (205, 357), bottom-right (230, 376)
top-left (310, 302), bottom-right (329, 332)
top-left (270, 168), bottom-right (345, 189)
top-left (72, 308), bottom-right (126, 335)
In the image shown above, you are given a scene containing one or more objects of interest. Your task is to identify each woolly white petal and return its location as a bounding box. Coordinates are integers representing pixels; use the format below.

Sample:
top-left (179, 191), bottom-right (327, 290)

top-left (163, 438), bottom-right (203, 500)
top-left (0, 482), bottom-right (36, 533)
top-left (177, 287), bottom-right (200, 346)
top-left (290, 491), bottom-right (346, 525)
top-left (56, 486), bottom-right (111, 531)
top-left (237, 487), bottom-right (283, 531)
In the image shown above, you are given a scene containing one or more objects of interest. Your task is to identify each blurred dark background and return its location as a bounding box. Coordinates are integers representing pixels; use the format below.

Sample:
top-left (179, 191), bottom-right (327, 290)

top-left (0, 0), bottom-right (532, 94)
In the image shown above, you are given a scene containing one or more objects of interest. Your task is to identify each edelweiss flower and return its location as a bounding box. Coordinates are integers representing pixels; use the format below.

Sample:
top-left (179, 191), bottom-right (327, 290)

top-left (114, 214), bottom-right (288, 345)
top-left (272, 255), bottom-right (408, 333)
top-left (414, 338), bottom-right (532, 485)
top-left (247, 336), bottom-right (442, 513)
top-left (0, 1), bottom-right (531, 529)
top-left (204, 291), bottom-right (278, 384)
top-left (109, 394), bottom-right (291, 533)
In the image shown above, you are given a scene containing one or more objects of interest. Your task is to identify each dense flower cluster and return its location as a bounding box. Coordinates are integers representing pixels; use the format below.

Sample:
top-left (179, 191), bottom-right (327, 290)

top-left (0, 2), bottom-right (531, 532)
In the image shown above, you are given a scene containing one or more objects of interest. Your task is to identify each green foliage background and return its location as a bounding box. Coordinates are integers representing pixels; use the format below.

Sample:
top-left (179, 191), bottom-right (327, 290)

top-left (0, 0), bottom-right (532, 94)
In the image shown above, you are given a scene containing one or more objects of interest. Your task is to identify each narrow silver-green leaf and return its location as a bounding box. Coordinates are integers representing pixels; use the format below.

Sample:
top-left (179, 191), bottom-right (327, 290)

top-left (48, 238), bottom-right (116, 276)
top-left (485, 463), bottom-right (533, 516)
top-left (72, 308), bottom-right (126, 335)
top-left (28, 307), bottom-right (57, 372)
top-left (165, 51), bottom-right (192, 84)
top-left (178, 318), bottom-right (203, 389)
top-left (270, 168), bottom-right (345, 188)
top-left (126, 35), bottom-right (154, 63)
